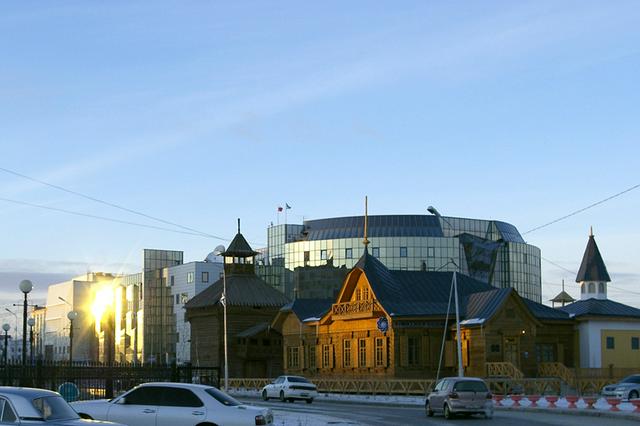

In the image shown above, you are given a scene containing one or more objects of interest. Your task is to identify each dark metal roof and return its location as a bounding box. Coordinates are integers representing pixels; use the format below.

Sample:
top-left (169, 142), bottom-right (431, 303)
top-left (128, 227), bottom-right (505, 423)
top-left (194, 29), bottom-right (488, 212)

top-left (354, 250), bottom-right (568, 321)
top-left (494, 221), bottom-right (525, 243)
top-left (523, 299), bottom-right (572, 320)
top-left (549, 291), bottom-right (576, 303)
top-left (185, 275), bottom-right (290, 309)
top-left (575, 234), bottom-right (610, 282)
top-left (287, 298), bottom-right (333, 322)
top-left (559, 299), bottom-right (640, 319)
top-left (223, 231), bottom-right (259, 258)
top-left (303, 215), bottom-right (444, 240)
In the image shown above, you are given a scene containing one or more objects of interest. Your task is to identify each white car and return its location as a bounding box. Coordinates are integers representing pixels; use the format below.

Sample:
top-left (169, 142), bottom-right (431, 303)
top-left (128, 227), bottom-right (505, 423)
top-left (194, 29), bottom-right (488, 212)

top-left (71, 382), bottom-right (273, 426)
top-left (261, 376), bottom-right (318, 404)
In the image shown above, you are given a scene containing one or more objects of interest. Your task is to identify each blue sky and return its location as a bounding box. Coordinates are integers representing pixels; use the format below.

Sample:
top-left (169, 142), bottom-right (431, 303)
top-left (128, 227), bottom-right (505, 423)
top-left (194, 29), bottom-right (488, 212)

top-left (1, 1), bottom-right (639, 309)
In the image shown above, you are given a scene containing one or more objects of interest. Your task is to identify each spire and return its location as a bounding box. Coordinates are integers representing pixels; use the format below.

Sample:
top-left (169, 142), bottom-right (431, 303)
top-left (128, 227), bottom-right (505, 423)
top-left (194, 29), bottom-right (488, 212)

top-left (576, 228), bottom-right (611, 283)
top-left (363, 196), bottom-right (370, 247)
top-left (238, 218), bottom-right (241, 234)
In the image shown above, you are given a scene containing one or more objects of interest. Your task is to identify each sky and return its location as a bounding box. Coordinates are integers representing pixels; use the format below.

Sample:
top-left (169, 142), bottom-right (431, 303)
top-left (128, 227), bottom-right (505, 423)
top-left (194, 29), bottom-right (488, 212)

top-left (1, 1), bottom-right (639, 316)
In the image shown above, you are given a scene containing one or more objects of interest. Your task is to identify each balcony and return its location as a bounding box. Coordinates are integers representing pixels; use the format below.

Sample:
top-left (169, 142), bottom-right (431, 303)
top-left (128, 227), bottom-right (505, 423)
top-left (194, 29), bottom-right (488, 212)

top-left (331, 299), bottom-right (380, 319)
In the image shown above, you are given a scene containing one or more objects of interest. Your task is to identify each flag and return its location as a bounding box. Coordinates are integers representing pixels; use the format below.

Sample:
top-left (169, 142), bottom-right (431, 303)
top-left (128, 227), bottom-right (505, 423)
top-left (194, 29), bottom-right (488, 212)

top-left (285, 203), bottom-right (292, 209)
top-left (277, 206), bottom-right (283, 212)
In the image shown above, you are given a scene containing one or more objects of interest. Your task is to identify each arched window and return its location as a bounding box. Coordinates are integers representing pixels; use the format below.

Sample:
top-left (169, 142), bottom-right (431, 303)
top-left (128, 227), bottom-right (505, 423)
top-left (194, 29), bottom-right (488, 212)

top-left (581, 285), bottom-right (585, 294)
top-left (589, 283), bottom-right (595, 293)
top-left (599, 282), bottom-right (605, 293)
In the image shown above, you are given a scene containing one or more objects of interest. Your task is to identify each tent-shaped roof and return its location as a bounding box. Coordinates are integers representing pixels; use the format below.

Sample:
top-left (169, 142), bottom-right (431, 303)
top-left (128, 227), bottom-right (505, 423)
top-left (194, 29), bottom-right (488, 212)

top-left (185, 274), bottom-right (289, 309)
top-left (576, 233), bottom-right (611, 283)
top-left (550, 290), bottom-right (575, 304)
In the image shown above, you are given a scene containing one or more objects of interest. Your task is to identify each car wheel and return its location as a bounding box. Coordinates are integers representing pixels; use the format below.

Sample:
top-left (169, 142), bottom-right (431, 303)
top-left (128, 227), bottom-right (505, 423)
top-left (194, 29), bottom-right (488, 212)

top-left (630, 390), bottom-right (639, 400)
top-left (306, 398), bottom-right (313, 404)
top-left (279, 390), bottom-right (286, 402)
top-left (262, 390), bottom-right (268, 401)
top-left (444, 404), bottom-right (453, 420)
top-left (426, 401), bottom-right (434, 417)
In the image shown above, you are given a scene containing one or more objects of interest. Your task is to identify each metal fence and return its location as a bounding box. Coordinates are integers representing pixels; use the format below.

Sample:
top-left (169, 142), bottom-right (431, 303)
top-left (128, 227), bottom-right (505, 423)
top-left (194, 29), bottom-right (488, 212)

top-left (0, 361), bottom-right (219, 400)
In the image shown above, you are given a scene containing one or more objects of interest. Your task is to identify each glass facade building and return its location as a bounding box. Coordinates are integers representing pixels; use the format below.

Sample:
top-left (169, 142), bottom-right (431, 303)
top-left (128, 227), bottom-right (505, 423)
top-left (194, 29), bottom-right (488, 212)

top-left (258, 215), bottom-right (541, 302)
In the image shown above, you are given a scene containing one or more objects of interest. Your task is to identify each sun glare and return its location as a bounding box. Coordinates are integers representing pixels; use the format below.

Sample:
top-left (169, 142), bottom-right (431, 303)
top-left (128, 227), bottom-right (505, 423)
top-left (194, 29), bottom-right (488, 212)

top-left (91, 286), bottom-right (114, 325)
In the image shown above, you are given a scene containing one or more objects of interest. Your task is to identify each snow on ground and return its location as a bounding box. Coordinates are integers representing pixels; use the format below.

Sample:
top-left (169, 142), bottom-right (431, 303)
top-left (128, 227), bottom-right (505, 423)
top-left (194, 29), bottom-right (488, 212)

top-left (273, 410), bottom-right (360, 425)
top-left (230, 388), bottom-right (640, 415)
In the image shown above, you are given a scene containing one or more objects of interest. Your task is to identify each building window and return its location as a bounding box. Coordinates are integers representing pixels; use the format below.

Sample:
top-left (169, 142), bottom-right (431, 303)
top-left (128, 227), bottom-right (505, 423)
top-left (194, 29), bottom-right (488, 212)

top-left (320, 250), bottom-right (327, 260)
top-left (201, 272), bottom-right (209, 283)
top-left (187, 272), bottom-right (194, 283)
top-left (308, 346), bottom-right (316, 369)
top-left (606, 336), bottom-right (615, 350)
top-left (372, 247), bottom-right (380, 258)
top-left (170, 275), bottom-right (175, 286)
top-left (287, 347), bottom-right (299, 369)
top-left (358, 339), bottom-right (367, 367)
top-left (589, 283), bottom-right (595, 293)
top-left (599, 282), bottom-right (605, 293)
top-left (175, 294), bottom-right (180, 304)
top-left (363, 287), bottom-right (369, 300)
top-left (375, 338), bottom-right (385, 367)
top-left (322, 345), bottom-right (330, 368)
top-left (535, 343), bottom-right (555, 362)
top-left (399, 247), bottom-right (408, 258)
top-left (343, 340), bottom-right (352, 367)
top-left (345, 248), bottom-right (353, 259)
top-left (427, 247), bottom-right (435, 258)
top-left (632, 337), bottom-right (639, 350)
top-left (304, 251), bottom-right (310, 264)
top-left (355, 289), bottom-right (361, 301)
top-left (408, 336), bottom-right (420, 366)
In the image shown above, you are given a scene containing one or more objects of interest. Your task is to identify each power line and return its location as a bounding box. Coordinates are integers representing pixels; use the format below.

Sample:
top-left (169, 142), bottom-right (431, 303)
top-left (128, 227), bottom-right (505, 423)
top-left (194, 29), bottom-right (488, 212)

top-left (523, 183), bottom-right (640, 235)
top-left (0, 166), bottom-right (227, 241)
top-left (0, 197), bottom-right (210, 238)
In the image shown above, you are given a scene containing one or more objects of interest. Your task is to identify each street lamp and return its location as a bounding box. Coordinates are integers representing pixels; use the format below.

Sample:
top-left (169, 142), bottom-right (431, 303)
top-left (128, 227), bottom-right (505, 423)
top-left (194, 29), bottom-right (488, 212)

top-left (27, 318), bottom-right (35, 365)
top-left (67, 311), bottom-right (78, 364)
top-left (2, 323), bottom-right (10, 365)
top-left (4, 309), bottom-right (17, 362)
top-left (19, 280), bottom-right (33, 367)
top-left (213, 244), bottom-right (228, 392)
top-left (428, 206), bottom-right (464, 378)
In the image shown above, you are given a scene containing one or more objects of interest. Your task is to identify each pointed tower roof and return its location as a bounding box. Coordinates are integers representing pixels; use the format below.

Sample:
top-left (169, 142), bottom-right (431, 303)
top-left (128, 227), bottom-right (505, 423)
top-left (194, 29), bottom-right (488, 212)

top-left (575, 228), bottom-right (611, 283)
top-left (550, 291), bottom-right (575, 304)
top-left (222, 218), bottom-right (258, 258)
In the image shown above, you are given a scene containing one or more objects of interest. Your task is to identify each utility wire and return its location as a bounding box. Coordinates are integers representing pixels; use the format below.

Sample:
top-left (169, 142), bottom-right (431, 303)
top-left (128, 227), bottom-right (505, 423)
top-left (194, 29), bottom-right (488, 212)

top-left (523, 183), bottom-right (640, 235)
top-left (0, 166), bottom-right (227, 241)
top-left (0, 197), bottom-right (209, 237)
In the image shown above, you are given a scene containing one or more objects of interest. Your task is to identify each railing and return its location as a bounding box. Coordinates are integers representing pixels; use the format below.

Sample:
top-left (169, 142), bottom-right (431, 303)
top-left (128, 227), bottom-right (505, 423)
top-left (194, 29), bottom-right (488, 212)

top-left (538, 363), bottom-right (636, 395)
top-left (486, 362), bottom-right (524, 379)
top-left (539, 362), bottom-right (575, 386)
top-left (229, 377), bottom-right (435, 395)
top-left (331, 300), bottom-right (380, 318)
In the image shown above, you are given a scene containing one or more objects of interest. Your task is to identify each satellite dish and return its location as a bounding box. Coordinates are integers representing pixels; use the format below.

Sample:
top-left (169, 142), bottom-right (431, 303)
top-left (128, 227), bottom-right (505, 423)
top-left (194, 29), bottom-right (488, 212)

top-left (204, 251), bottom-right (223, 263)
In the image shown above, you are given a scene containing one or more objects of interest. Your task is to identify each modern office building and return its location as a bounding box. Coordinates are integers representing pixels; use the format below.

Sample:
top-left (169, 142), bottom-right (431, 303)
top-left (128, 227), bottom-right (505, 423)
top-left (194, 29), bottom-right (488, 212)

top-left (259, 214), bottom-right (542, 302)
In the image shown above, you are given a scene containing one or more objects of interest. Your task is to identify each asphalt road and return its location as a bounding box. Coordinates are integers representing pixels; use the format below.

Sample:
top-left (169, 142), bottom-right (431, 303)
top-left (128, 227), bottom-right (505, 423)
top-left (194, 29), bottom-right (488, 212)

top-left (237, 397), bottom-right (640, 426)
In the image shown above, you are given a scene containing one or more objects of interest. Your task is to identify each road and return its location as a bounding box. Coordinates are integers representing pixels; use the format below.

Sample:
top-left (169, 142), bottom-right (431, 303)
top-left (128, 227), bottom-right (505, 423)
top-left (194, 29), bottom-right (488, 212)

top-left (237, 397), bottom-right (640, 426)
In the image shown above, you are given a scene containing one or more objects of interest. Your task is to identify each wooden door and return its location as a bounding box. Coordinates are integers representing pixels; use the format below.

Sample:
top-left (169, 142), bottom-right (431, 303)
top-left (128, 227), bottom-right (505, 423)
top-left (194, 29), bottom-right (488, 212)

top-left (504, 337), bottom-right (519, 367)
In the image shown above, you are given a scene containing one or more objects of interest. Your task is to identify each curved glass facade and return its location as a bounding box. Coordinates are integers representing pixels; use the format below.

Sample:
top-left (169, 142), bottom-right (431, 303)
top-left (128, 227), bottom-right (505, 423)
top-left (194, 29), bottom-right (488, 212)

top-left (258, 215), bottom-right (541, 303)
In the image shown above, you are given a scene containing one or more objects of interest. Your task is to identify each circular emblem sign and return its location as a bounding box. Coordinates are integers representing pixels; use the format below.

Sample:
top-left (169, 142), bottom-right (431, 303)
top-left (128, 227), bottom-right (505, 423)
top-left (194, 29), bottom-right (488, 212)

top-left (376, 317), bottom-right (389, 333)
top-left (58, 382), bottom-right (79, 402)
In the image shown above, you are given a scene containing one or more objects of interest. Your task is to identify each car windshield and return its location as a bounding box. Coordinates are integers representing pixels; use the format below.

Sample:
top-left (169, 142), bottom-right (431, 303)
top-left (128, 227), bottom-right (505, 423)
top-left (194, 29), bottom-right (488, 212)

top-left (32, 396), bottom-right (80, 420)
top-left (287, 377), bottom-right (311, 383)
top-left (204, 388), bottom-right (242, 406)
top-left (453, 381), bottom-right (488, 392)
top-left (621, 376), bottom-right (640, 384)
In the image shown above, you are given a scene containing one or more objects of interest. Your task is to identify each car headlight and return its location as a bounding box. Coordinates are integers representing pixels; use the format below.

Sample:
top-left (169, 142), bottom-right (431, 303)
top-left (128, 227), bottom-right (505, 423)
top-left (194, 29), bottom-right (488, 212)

top-left (255, 414), bottom-right (267, 425)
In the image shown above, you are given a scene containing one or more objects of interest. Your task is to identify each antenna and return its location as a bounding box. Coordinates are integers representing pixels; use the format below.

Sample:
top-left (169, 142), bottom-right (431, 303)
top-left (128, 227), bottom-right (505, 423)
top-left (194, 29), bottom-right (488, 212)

top-left (363, 196), bottom-right (370, 246)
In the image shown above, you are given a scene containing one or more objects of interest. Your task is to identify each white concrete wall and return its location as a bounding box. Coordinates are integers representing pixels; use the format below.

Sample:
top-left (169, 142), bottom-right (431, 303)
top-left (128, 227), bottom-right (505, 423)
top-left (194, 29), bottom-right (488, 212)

top-left (578, 320), bottom-right (640, 368)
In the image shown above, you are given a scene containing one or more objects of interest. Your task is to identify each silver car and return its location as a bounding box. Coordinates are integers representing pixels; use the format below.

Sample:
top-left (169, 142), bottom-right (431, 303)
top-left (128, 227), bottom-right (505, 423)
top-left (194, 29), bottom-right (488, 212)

top-left (426, 377), bottom-right (494, 419)
top-left (261, 376), bottom-right (318, 404)
top-left (0, 387), bottom-right (123, 425)
top-left (602, 374), bottom-right (640, 400)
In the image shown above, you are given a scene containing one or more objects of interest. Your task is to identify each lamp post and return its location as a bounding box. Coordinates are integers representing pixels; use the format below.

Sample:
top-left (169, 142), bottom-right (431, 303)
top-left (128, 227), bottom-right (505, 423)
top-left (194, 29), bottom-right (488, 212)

top-left (428, 206), bottom-right (464, 377)
top-left (4, 309), bottom-right (17, 363)
top-left (213, 244), bottom-right (228, 392)
top-left (27, 318), bottom-right (35, 365)
top-left (2, 323), bottom-right (10, 365)
top-left (67, 311), bottom-right (78, 364)
top-left (19, 280), bottom-right (33, 367)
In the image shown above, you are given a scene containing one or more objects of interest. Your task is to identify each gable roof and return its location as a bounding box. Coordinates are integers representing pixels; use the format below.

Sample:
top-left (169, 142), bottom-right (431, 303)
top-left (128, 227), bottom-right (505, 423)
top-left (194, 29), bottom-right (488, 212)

top-left (576, 234), bottom-right (611, 282)
top-left (559, 298), bottom-right (640, 319)
top-left (347, 249), bottom-right (569, 322)
top-left (185, 274), bottom-right (289, 309)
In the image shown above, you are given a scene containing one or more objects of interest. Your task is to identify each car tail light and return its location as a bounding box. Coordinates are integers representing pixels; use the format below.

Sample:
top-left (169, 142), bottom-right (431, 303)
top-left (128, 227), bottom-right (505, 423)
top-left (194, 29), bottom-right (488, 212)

top-left (255, 415), bottom-right (267, 425)
top-left (486, 393), bottom-right (493, 399)
top-left (448, 392), bottom-right (459, 399)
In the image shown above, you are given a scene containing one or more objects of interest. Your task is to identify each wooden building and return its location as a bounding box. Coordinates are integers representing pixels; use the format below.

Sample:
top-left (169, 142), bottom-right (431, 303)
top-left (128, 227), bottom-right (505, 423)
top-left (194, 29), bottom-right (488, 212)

top-left (275, 247), bottom-right (576, 379)
top-left (185, 221), bottom-right (290, 377)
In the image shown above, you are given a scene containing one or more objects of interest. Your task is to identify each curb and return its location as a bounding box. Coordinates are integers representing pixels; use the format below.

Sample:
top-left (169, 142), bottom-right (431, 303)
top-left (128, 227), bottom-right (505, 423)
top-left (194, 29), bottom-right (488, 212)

top-left (232, 392), bottom-right (424, 409)
top-left (495, 405), bottom-right (640, 421)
